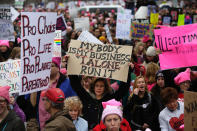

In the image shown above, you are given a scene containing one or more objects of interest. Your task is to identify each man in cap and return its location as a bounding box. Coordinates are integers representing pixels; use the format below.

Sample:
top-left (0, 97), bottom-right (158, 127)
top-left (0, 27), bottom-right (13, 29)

top-left (0, 86), bottom-right (25, 131)
top-left (42, 88), bottom-right (76, 131)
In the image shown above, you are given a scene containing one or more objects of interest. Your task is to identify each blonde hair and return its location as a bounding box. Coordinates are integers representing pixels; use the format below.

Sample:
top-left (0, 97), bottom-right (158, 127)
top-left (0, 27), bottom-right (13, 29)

top-left (133, 42), bottom-right (146, 56)
top-left (145, 62), bottom-right (159, 84)
top-left (64, 96), bottom-right (83, 116)
top-left (128, 76), bottom-right (148, 100)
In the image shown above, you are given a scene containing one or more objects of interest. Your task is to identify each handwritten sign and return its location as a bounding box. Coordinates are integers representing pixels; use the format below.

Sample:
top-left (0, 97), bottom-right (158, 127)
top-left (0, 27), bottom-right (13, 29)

top-left (162, 16), bottom-right (171, 25)
top-left (0, 5), bottom-right (11, 20)
top-left (159, 43), bottom-right (197, 70)
top-left (184, 91), bottom-right (197, 131)
top-left (74, 17), bottom-right (89, 31)
top-left (104, 25), bottom-right (113, 43)
top-left (56, 15), bottom-right (67, 36)
top-left (150, 13), bottom-right (159, 25)
top-left (131, 22), bottom-right (154, 39)
top-left (154, 23), bottom-right (197, 52)
top-left (116, 8), bottom-right (132, 40)
top-left (77, 31), bottom-right (103, 44)
top-left (11, 6), bottom-right (19, 22)
top-left (67, 40), bottom-right (133, 82)
top-left (53, 30), bottom-right (62, 57)
top-left (20, 12), bottom-right (57, 95)
top-left (0, 60), bottom-right (20, 93)
top-left (177, 14), bottom-right (185, 26)
top-left (0, 19), bottom-right (15, 41)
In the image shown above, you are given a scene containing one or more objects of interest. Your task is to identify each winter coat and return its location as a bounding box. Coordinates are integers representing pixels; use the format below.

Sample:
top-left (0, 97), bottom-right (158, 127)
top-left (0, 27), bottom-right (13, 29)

top-left (13, 102), bottom-right (26, 122)
top-left (69, 71), bottom-right (131, 129)
top-left (93, 118), bottom-right (132, 131)
top-left (0, 110), bottom-right (25, 131)
top-left (123, 92), bottom-right (160, 131)
top-left (43, 111), bottom-right (76, 131)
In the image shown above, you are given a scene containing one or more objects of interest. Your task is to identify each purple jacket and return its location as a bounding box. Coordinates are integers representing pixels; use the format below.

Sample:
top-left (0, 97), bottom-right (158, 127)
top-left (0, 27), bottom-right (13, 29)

top-left (13, 102), bottom-right (26, 122)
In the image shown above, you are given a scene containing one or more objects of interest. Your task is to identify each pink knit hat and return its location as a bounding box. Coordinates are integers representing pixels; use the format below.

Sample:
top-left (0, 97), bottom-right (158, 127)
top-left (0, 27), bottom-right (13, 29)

top-left (174, 68), bottom-right (191, 85)
top-left (52, 57), bottom-right (61, 68)
top-left (142, 36), bottom-right (151, 43)
top-left (101, 99), bottom-right (122, 121)
top-left (0, 40), bottom-right (9, 48)
top-left (60, 68), bottom-right (67, 75)
top-left (0, 86), bottom-right (11, 103)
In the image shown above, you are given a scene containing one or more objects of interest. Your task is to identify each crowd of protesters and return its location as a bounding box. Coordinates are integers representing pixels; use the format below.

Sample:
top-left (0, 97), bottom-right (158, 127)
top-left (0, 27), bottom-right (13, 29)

top-left (0, 0), bottom-right (197, 131)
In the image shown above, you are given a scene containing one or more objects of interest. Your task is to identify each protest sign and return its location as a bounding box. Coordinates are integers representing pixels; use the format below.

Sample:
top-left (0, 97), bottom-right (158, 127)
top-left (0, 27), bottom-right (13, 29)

top-left (20, 12), bottom-right (56, 95)
top-left (154, 23), bottom-right (197, 52)
top-left (56, 15), bottom-right (67, 36)
top-left (177, 14), bottom-right (185, 26)
top-left (170, 9), bottom-right (178, 22)
top-left (135, 6), bottom-right (148, 19)
top-left (53, 30), bottom-right (62, 57)
top-left (150, 13), bottom-right (159, 25)
top-left (131, 22), bottom-right (154, 39)
top-left (74, 17), bottom-right (89, 31)
top-left (46, 2), bottom-right (55, 9)
top-left (116, 8), bottom-right (132, 40)
top-left (104, 25), bottom-right (113, 43)
top-left (162, 15), bottom-right (171, 25)
top-left (0, 60), bottom-right (20, 93)
top-left (77, 31), bottom-right (103, 44)
top-left (15, 1), bottom-right (24, 9)
top-left (67, 40), bottom-right (133, 82)
top-left (0, 5), bottom-right (11, 21)
top-left (11, 6), bottom-right (20, 22)
top-left (159, 43), bottom-right (197, 70)
top-left (184, 91), bottom-right (197, 131)
top-left (0, 19), bottom-right (15, 41)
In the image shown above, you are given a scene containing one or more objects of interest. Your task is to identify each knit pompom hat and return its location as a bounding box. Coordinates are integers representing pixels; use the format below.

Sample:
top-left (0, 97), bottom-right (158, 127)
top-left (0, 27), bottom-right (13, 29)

top-left (146, 46), bottom-right (156, 56)
top-left (174, 68), bottom-right (191, 85)
top-left (0, 40), bottom-right (9, 48)
top-left (0, 86), bottom-right (11, 103)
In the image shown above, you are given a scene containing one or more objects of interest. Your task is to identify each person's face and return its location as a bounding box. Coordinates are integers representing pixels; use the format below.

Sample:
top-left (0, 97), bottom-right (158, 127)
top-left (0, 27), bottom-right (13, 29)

top-left (42, 97), bottom-right (51, 112)
top-left (94, 29), bottom-right (100, 37)
top-left (104, 114), bottom-right (121, 131)
top-left (94, 81), bottom-right (105, 97)
top-left (146, 56), bottom-right (154, 62)
top-left (180, 80), bottom-right (190, 91)
top-left (9, 96), bottom-right (15, 105)
top-left (138, 45), bottom-right (144, 52)
top-left (69, 107), bottom-right (79, 120)
top-left (166, 99), bottom-right (178, 111)
top-left (136, 78), bottom-right (146, 92)
top-left (0, 96), bottom-right (8, 116)
top-left (0, 46), bottom-right (8, 53)
top-left (157, 77), bottom-right (165, 88)
top-left (50, 63), bottom-right (60, 79)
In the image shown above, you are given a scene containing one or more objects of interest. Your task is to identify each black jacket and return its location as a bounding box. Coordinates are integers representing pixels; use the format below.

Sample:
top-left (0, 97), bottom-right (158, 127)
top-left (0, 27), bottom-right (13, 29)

top-left (0, 110), bottom-right (25, 131)
top-left (69, 72), bottom-right (131, 129)
top-left (123, 92), bottom-right (160, 131)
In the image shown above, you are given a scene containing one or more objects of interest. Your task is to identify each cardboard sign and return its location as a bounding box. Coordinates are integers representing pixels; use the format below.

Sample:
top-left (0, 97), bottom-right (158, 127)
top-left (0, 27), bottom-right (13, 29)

top-left (184, 91), bottom-right (197, 131)
top-left (56, 15), bottom-right (67, 36)
top-left (131, 22), bottom-right (154, 39)
top-left (74, 17), bottom-right (89, 31)
top-left (20, 12), bottom-right (57, 95)
top-left (0, 60), bottom-right (21, 93)
top-left (77, 31), bottom-right (103, 44)
top-left (53, 30), bottom-right (62, 57)
top-left (177, 14), bottom-right (185, 26)
top-left (67, 40), bottom-right (133, 82)
top-left (150, 13), bottom-right (159, 25)
top-left (0, 5), bottom-right (11, 20)
top-left (116, 8), bottom-right (132, 40)
top-left (0, 19), bottom-right (15, 41)
top-left (159, 43), bottom-right (197, 70)
top-left (154, 23), bottom-right (197, 52)
top-left (104, 25), bottom-right (113, 43)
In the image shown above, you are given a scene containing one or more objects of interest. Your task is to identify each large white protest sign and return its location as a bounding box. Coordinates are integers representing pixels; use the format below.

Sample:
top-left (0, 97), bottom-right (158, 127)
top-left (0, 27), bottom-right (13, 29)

top-left (53, 30), bottom-right (62, 57)
top-left (74, 17), bottom-right (89, 31)
top-left (104, 25), bottom-right (113, 43)
top-left (20, 12), bottom-right (57, 95)
top-left (0, 60), bottom-right (20, 93)
top-left (0, 5), bottom-right (11, 20)
top-left (77, 31), bottom-right (103, 44)
top-left (0, 19), bottom-right (15, 41)
top-left (67, 40), bottom-right (133, 82)
top-left (116, 8), bottom-right (132, 40)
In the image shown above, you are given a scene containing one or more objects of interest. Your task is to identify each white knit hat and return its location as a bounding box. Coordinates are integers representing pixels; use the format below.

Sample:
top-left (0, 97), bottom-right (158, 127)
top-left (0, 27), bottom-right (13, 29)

top-left (101, 105), bottom-right (123, 122)
top-left (146, 46), bottom-right (156, 56)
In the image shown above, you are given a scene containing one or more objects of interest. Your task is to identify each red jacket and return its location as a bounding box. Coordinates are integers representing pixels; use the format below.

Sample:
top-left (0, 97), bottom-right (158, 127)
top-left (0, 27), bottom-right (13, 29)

top-left (93, 118), bottom-right (132, 131)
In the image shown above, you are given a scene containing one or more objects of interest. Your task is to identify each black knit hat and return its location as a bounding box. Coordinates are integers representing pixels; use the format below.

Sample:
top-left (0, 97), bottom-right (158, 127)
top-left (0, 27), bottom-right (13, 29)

top-left (156, 70), bottom-right (164, 80)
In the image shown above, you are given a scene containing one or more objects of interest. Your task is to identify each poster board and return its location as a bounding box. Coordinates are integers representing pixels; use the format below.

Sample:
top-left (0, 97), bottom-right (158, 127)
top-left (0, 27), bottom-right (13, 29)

top-left (0, 19), bottom-right (15, 41)
top-left (0, 5), bottom-right (11, 21)
top-left (77, 31), bottom-right (103, 44)
top-left (162, 15), bottom-right (172, 26)
top-left (150, 13), bottom-right (159, 25)
top-left (177, 14), bottom-right (185, 26)
top-left (184, 91), bottom-right (197, 131)
top-left (104, 24), bottom-right (113, 43)
top-left (67, 40), bottom-right (133, 82)
top-left (0, 60), bottom-right (20, 93)
top-left (56, 15), bottom-right (67, 36)
top-left (20, 12), bottom-right (57, 95)
top-left (53, 30), bottom-right (62, 57)
top-left (74, 17), bottom-right (89, 31)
